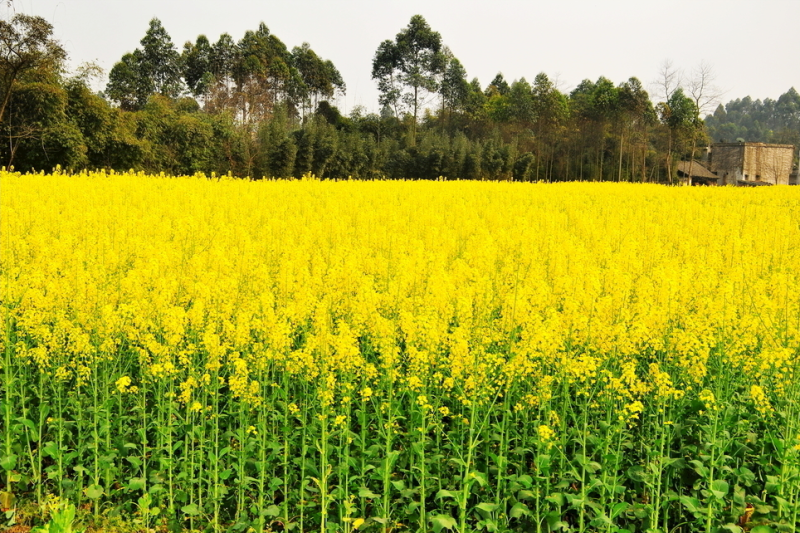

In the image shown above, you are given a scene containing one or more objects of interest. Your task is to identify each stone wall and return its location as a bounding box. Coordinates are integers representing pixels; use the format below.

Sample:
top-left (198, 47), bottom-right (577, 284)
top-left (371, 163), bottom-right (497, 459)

top-left (710, 142), bottom-right (794, 185)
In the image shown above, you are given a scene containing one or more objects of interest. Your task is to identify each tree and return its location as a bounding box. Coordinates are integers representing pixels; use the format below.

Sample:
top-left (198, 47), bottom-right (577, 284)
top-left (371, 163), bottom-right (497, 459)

top-left (139, 18), bottom-right (183, 97)
top-left (685, 61), bottom-right (721, 184)
top-left (234, 23), bottom-right (293, 125)
top-left (486, 73), bottom-right (510, 96)
top-left (371, 15), bottom-right (446, 145)
top-left (439, 56), bottom-right (469, 129)
top-left (659, 87), bottom-right (697, 184)
top-left (0, 14), bottom-right (66, 126)
top-left (106, 18), bottom-right (182, 110)
top-left (183, 35), bottom-right (213, 98)
top-left (290, 42), bottom-right (345, 119)
top-left (106, 51), bottom-right (149, 110)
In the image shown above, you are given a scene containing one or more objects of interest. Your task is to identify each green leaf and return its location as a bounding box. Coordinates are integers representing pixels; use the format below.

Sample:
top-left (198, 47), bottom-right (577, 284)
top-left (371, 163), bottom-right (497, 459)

top-left (181, 504), bottom-right (200, 516)
top-left (680, 495), bottom-right (702, 515)
top-left (435, 489), bottom-right (458, 501)
top-left (0, 454), bottom-right (17, 472)
top-left (85, 484), bottom-right (104, 499)
top-left (509, 502), bottom-right (529, 518)
top-left (127, 477), bottom-right (146, 491)
top-left (264, 504), bottom-right (280, 517)
top-left (476, 502), bottom-right (498, 513)
top-left (430, 514), bottom-right (457, 533)
top-left (357, 487), bottom-right (380, 499)
top-left (720, 525), bottom-right (743, 533)
top-left (545, 511), bottom-right (568, 530)
top-left (711, 479), bottom-right (730, 499)
top-left (18, 418), bottom-right (37, 435)
top-left (750, 527), bottom-right (774, 533)
top-left (610, 502), bottom-right (629, 518)
top-left (470, 471), bottom-right (488, 487)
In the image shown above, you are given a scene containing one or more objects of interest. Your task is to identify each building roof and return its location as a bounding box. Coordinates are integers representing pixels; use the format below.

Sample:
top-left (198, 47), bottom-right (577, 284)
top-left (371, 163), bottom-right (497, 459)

top-left (676, 161), bottom-right (718, 180)
top-left (712, 142), bottom-right (795, 150)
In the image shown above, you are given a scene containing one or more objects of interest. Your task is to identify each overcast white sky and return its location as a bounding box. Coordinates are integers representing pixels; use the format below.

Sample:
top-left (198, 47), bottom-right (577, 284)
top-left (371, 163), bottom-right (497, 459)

top-left (4, 0), bottom-right (799, 115)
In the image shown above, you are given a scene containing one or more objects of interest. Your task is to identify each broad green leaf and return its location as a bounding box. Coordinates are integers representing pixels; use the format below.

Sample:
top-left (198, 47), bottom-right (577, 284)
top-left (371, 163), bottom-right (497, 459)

top-left (680, 495), bottom-right (702, 515)
top-left (181, 504), bottom-right (200, 516)
top-left (711, 479), bottom-right (730, 499)
top-left (430, 514), bottom-right (457, 533)
top-left (264, 504), bottom-right (280, 517)
top-left (476, 502), bottom-right (498, 513)
top-left (470, 471), bottom-right (488, 487)
top-left (610, 501), bottom-right (629, 518)
top-left (720, 525), bottom-right (743, 533)
top-left (127, 477), bottom-right (146, 491)
top-left (85, 484), bottom-right (104, 499)
top-left (509, 502), bottom-right (529, 519)
top-left (0, 454), bottom-right (17, 472)
top-left (358, 487), bottom-right (380, 499)
top-left (435, 489), bottom-right (458, 501)
top-left (751, 527), bottom-right (774, 533)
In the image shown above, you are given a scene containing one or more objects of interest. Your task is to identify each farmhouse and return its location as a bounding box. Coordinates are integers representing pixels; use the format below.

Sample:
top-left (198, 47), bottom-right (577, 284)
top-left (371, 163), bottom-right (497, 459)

top-left (708, 142), bottom-right (795, 185)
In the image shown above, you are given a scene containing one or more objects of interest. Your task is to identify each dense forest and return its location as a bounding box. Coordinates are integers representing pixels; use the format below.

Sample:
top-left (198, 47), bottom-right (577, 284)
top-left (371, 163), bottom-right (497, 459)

top-left (1, 13), bottom-right (798, 180)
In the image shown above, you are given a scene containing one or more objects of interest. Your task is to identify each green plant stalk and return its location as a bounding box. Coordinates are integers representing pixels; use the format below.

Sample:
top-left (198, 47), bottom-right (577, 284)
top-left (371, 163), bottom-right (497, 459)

top-left (212, 371), bottom-right (220, 532)
top-left (339, 393), bottom-right (353, 532)
top-left (37, 372), bottom-right (46, 507)
top-left (281, 384), bottom-right (290, 530)
top-left (139, 379), bottom-right (150, 531)
top-left (236, 399), bottom-right (246, 523)
top-left (599, 407), bottom-right (614, 533)
top-left (186, 401), bottom-right (196, 532)
top-left (578, 405), bottom-right (588, 533)
top-left (319, 404), bottom-right (330, 533)
top-left (256, 399), bottom-right (267, 533)
top-left (705, 409), bottom-right (719, 533)
top-left (167, 378), bottom-right (175, 516)
top-left (91, 366), bottom-right (100, 516)
top-left (358, 394), bottom-right (368, 520)
top-left (381, 381), bottom-right (395, 533)
top-left (458, 398), bottom-right (478, 533)
top-left (494, 389), bottom-right (510, 515)
top-left (299, 397), bottom-right (308, 533)
top-left (419, 404), bottom-right (428, 533)
top-left (3, 312), bottom-right (14, 495)
top-left (75, 383), bottom-right (86, 509)
top-left (56, 383), bottom-right (64, 498)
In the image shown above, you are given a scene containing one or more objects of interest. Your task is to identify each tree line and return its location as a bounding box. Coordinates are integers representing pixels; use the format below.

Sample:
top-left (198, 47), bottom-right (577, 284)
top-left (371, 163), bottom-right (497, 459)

top-left (1, 13), bottom-right (797, 180)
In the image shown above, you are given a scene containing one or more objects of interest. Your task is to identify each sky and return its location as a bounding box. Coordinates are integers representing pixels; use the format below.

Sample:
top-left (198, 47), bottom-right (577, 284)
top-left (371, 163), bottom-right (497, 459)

top-left (4, 0), bottom-right (800, 116)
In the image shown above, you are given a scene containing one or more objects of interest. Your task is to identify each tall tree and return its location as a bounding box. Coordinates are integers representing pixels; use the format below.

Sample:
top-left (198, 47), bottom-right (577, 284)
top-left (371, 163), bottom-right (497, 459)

top-left (106, 18), bottom-right (182, 109)
top-left (0, 14), bottom-right (66, 126)
top-left (371, 15), bottom-right (446, 145)
top-left (183, 35), bottom-right (213, 98)
top-left (439, 56), bottom-right (469, 130)
top-left (290, 42), bottom-right (345, 119)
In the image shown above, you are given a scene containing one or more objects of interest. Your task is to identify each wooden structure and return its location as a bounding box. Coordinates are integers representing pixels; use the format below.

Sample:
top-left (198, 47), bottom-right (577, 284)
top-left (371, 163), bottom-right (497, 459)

top-left (676, 161), bottom-right (719, 186)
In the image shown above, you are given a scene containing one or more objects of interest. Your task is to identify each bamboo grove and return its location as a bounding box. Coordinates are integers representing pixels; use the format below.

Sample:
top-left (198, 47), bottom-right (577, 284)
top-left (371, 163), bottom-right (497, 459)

top-left (3, 171), bottom-right (800, 532)
top-left (3, 14), bottom-right (800, 182)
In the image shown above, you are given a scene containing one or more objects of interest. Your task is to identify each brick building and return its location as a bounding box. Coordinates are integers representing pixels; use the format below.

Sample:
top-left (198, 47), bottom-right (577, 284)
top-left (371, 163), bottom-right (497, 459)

top-left (709, 142), bottom-right (795, 185)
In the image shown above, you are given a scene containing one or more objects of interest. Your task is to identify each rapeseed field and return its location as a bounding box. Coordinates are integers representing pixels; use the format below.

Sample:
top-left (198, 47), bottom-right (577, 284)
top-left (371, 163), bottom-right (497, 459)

top-left (2, 170), bottom-right (800, 532)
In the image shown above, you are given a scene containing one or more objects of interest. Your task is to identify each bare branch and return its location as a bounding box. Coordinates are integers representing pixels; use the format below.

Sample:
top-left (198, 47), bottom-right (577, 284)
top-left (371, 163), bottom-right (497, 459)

top-left (652, 59), bottom-right (682, 103)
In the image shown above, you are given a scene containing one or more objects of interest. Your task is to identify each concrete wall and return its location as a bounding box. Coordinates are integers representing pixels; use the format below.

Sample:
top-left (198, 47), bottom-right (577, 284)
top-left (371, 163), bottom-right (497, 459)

top-left (709, 143), bottom-right (743, 185)
top-left (710, 143), bottom-right (794, 185)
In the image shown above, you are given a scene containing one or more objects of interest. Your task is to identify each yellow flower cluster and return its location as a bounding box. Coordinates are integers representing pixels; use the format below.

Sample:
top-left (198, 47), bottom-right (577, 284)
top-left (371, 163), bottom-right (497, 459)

top-left (2, 170), bottom-right (800, 423)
